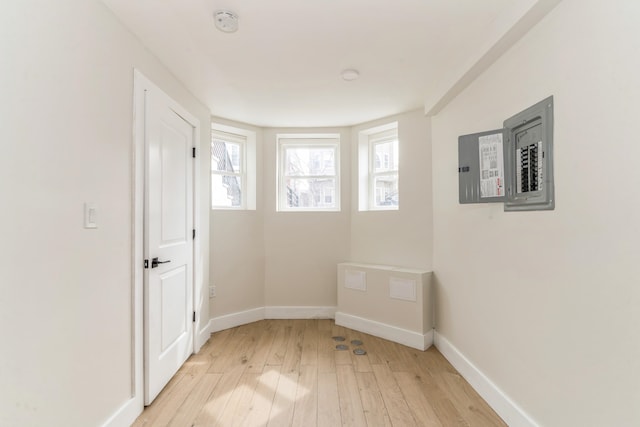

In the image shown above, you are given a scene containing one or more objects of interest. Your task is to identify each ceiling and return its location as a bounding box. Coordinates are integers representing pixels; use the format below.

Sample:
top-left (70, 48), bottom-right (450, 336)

top-left (102, 0), bottom-right (557, 127)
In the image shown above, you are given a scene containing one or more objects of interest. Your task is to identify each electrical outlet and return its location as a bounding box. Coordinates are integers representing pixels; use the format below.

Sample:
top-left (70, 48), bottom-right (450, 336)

top-left (209, 286), bottom-right (216, 298)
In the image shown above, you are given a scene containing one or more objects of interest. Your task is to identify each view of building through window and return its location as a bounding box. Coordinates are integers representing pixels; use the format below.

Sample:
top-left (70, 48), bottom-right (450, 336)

top-left (211, 133), bottom-right (245, 208)
top-left (278, 136), bottom-right (339, 211)
top-left (371, 131), bottom-right (399, 208)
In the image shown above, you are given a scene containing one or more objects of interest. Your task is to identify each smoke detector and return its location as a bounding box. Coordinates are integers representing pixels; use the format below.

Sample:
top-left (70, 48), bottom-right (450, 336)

top-left (341, 69), bottom-right (360, 81)
top-left (214, 10), bottom-right (238, 33)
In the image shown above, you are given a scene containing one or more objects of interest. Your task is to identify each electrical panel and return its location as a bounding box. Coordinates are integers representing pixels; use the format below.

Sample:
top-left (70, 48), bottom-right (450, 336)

top-left (458, 96), bottom-right (554, 211)
top-left (503, 97), bottom-right (554, 211)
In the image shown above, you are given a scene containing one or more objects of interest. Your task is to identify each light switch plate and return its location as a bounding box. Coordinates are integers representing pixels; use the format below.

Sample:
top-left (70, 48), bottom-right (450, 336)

top-left (84, 203), bottom-right (97, 229)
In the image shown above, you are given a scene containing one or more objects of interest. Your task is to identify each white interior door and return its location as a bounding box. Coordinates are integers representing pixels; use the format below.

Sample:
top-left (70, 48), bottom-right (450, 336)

top-left (144, 87), bottom-right (194, 405)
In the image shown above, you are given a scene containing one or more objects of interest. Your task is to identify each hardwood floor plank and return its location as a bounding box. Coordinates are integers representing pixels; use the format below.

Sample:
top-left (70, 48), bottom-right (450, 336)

top-left (351, 343), bottom-right (372, 373)
top-left (317, 372), bottom-right (342, 427)
top-left (394, 371), bottom-right (443, 427)
top-left (178, 349), bottom-right (215, 376)
top-left (355, 371), bottom-right (392, 427)
top-left (192, 364), bottom-right (246, 426)
top-left (207, 328), bottom-right (248, 373)
top-left (317, 318), bottom-right (332, 332)
top-left (317, 322), bottom-right (336, 374)
top-left (411, 346), bottom-right (457, 377)
top-left (384, 339), bottom-right (418, 373)
top-left (167, 373), bottom-right (222, 427)
top-left (247, 326), bottom-right (276, 373)
top-left (430, 397), bottom-right (471, 427)
top-left (240, 366), bottom-right (281, 427)
top-left (435, 370), bottom-right (506, 427)
top-left (291, 365), bottom-right (318, 426)
top-left (371, 363), bottom-right (418, 427)
top-left (222, 325), bottom-right (261, 372)
top-left (266, 372), bottom-right (299, 427)
top-left (300, 319), bottom-right (319, 367)
top-left (410, 362), bottom-right (471, 426)
top-left (334, 346), bottom-right (352, 366)
top-left (206, 328), bottom-right (234, 358)
top-left (396, 343), bottom-right (425, 369)
top-left (336, 365), bottom-right (367, 426)
top-left (362, 334), bottom-right (387, 366)
top-left (281, 321), bottom-right (305, 374)
top-left (412, 346), bottom-right (503, 425)
top-left (137, 371), bottom-right (204, 426)
top-left (217, 371), bottom-right (261, 426)
top-left (266, 320), bottom-right (292, 366)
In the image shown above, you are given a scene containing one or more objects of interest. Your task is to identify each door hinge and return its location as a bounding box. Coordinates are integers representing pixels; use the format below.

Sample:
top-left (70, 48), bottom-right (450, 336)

top-left (192, 147), bottom-right (196, 158)
top-left (193, 311), bottom-right (196, 322)
top-left (144, 259), bottom-right (149, 269)
top-left (192, 229), bottom-right (196, 240)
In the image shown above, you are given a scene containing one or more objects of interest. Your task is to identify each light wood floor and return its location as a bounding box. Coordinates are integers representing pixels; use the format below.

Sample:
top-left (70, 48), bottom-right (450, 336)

top-left (133, 319), bottom-right (506, 426)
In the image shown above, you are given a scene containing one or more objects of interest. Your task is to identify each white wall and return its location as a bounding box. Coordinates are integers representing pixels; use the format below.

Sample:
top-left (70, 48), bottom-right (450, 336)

top-left (262, 128), bottom-right (351, 308)
top-left (210, 117), bottom-right (265, 317)
top-left (431, 0), bottom-right (640, 425)
top-left (351, 109), bottom-right (433, 269)
top-left (0, 1), bottom-right (210, 425)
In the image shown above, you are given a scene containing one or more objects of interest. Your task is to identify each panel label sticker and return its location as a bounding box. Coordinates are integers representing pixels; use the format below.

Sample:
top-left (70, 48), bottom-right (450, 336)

top-left (478, 133), bottom-right (504, 198)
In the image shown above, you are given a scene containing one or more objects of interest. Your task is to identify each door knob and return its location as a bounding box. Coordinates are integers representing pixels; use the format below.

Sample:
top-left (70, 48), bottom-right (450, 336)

top-left (151, 257), bottom-right (171, 268)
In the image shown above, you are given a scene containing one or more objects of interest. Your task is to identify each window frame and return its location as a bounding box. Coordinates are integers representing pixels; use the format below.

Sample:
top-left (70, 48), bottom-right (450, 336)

top-left (358, 122), bottom-right (399, 211)
top-left (211, 124), bottom-right (257, 210)
top-left (369, 129), bottom-right (399, 210)
top-left (277, 134), bottom-right (341, 212)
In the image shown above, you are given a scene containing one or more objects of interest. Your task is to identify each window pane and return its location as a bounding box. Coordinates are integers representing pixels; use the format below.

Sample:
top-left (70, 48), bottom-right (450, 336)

top-left (285, 177), bottom-right (336, 208)
top-left (212, 139), bottom-right (241, 173)
top-left (374, 174), bottom-right (398, 207)
top-left (285, 147), bottom-right (335, 176)
top-left (373, 140), bottom-right (398, 173)
top-left (212, 174), bottom-right (242, 207)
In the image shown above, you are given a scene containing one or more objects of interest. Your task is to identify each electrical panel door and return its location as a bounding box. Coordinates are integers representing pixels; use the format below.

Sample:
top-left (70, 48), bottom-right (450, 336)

top-left (458, 129), bottom-right (506, 204)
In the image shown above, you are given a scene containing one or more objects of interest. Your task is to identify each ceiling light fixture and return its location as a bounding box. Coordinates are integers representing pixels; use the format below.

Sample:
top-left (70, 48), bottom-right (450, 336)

top-left (214, 10), bottom-right (239, 33)
top-left (341, 69), bottom-right (360, 81)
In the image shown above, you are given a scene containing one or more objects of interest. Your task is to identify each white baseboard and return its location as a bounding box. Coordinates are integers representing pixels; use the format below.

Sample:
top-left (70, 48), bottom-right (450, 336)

top-left (209, 307), bottom-right (265, 333)
top-left (335, 312), bottom-right (433, 351)
top-left (209, 306), bottom-right (336, 333)
top-left (434, 332), bottom-right (539, 427)
top-left (100, 396), bottom-right (142, 427)
top-left (196, 320), bottom-right (211, 351)
top-left (265, 306), bottom-right (336, 319)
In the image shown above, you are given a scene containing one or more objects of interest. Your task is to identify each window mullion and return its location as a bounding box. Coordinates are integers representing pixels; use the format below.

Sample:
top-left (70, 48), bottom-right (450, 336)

top-left (212, 170), bottom-right (242, 175)
top-left (284, 174), bottom-right (335, 180)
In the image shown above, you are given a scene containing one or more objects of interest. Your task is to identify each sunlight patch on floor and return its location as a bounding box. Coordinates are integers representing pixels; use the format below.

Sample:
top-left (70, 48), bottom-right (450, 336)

top-left (202, 368), bottom-right (309, 424)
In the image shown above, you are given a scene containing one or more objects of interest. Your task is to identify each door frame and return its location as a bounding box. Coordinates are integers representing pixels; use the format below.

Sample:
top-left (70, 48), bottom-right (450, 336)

top-left (131, 70), bottom-right (204, 413)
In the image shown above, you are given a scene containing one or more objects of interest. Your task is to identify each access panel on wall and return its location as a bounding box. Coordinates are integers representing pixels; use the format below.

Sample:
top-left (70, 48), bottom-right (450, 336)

top-left (458, 96), bottom-right (554, 211)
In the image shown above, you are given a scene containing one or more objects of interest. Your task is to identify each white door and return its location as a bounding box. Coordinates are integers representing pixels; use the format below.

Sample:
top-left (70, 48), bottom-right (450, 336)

top-left (144, 87), bottom-right (194, 405)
